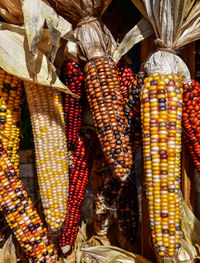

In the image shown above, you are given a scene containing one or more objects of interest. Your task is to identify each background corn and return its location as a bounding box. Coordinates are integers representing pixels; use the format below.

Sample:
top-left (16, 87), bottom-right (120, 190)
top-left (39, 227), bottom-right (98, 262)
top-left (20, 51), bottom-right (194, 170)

top-left (84, 56), bottom-right (133, 180)
top-left (141, 73), bottom-right (182, 257)
top-left (0, 141), bottom-right (58, 263)
top-left (24, 82), bottom-right (69, 233)
top-left (60, 60), bottom-right (84, 151)
top-left (182, 80), bottom-right (200, 173)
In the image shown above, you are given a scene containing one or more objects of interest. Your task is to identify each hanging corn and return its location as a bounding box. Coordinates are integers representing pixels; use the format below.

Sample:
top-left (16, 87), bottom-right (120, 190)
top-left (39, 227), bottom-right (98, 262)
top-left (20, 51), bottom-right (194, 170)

top-left (24, 83), bottom-right (69, 233)
top-left (60, 60), bottom-right (84, 151)
top-left (0, 141), bottom-right (58, 263)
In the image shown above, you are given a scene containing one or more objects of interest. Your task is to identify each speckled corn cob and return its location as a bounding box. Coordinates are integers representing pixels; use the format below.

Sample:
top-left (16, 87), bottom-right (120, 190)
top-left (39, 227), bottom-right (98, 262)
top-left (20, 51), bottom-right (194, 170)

top-left (84, 56), bottom-right (133, 180)
top-left (0, 68), bottom-right (23, 174)
top-left (24, 83), bottom-right (69, 232)
top-left (141, 73), bottom-right (182, 257)
top-left (0, 141), bottom-right (58, 263)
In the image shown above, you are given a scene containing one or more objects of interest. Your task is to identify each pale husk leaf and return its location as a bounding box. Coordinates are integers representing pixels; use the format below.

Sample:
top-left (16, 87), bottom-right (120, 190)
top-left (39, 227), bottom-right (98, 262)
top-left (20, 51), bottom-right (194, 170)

top-left (130, 0), bottom-right (200, 78)
top-left (112, 18), bottom-right (154, 63)
top-left (21, 0), bottom-right (72, 62)
top-left (81, 246), bottom-right (153, 263)
top-left (0, 22), bottom-right (74, 95)
top-left (0, 236), bottom-right (17, 263)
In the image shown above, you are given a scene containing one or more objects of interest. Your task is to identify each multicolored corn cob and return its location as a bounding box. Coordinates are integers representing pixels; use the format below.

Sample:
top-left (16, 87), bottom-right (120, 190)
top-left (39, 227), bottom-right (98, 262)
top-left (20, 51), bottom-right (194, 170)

top-left (60, 136), bottom-right (89, 252)
top-left (84, 56), bottom-right (133, 180)
top-left (183, 80), bottom-right (200, 172)
top-left (24, 83), bottom-right (69, 232)
top-left (124, 72), bottom-right (144, 156)
top-left (60, 60), bottom-right (84, 151)
top-left (0, 68), bottom-right (23, 174)
top-left (141, 73), bottom-right (182, 257)
top-left (0, 141), bottom-right (58, 263)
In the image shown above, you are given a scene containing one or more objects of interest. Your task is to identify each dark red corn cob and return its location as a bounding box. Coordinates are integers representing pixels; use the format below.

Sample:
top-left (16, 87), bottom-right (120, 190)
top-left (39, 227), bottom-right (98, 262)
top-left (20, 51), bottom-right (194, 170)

top-left (60, 136), bottom-right (90, 253)
top-left (115, 172), bottom-right (139, 241)
top-left (60, 60), bottom-right (84, 151)
top-left (0, 141), bottom-right (58, 263)
top-left (117, 59), bottom-right (135, 102)
top-left (183, 80), bottom-right (200, 172)
top-left (84, 56), bottom-right (133, 180)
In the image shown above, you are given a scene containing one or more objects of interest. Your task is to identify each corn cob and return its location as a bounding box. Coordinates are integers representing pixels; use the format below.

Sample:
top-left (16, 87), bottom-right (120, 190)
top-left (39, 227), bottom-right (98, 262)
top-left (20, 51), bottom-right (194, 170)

top-left (141, 73), bottom-right (182, 257)
top-left (124, 72), bottom-right (144, 156)
top-left (60, 136), bottom-right (89, 252)
top-left (0, 141), bottom-right (58, 263)
top-left (115, 172), bottom-right (139, 242)
top-left (117, 59), bottom-right (135, 102)
top-left (24, 83), bottom-right (68, 232)
top-left (84, 56), bottom-right (133, 180)
top-left (60, 60), bottom-right (84, 151)
top-left (0, 68), bottom-right (23, 174)
top-left (182, 80), bottom-right (200, 172)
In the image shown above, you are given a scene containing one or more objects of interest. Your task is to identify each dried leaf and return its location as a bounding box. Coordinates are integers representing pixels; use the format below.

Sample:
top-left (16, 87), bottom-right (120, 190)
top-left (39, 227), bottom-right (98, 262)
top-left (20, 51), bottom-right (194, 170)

top-left (21, 0), bottom-right (72, 62)
top-left (0, 236), bottom-right (17, 263)
top-left (0, 22), bottom-right (75, 95)
top-left (112, 18), bottom-right (153, 63)
top-left (131, 0), bottom-right (200, 49)
top-left (82, 246), bottom-right (153, 263)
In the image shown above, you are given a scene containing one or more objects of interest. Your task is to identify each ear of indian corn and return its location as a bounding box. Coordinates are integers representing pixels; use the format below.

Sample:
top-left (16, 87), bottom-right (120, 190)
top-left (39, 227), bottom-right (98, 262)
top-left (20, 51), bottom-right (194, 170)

top-left (182, 80), bottom-right (200, 172)
top-left (60, 60), bottom-right (84, 151)
top-left (141, 73), bottom-right (182, 257)
top-left (0, 141), bottom-right (58, 263)
top-left (24, 82), bottom-right (69, 233)
top-left (93, 62), bottom-right (141, 238)
top-left (60, 136), bottom-right (90, 252)
top-left (0, 68), bottom-right (23, 175)
top-left (84, 56), bottom-right (133, 181)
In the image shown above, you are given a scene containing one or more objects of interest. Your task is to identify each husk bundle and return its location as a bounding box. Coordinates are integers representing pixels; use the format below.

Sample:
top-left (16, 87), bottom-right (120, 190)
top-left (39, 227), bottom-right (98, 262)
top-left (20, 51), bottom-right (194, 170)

top-left (130, 0), bottom-right (200, 82)
top-left (45, 0), bottom-right (153, 62)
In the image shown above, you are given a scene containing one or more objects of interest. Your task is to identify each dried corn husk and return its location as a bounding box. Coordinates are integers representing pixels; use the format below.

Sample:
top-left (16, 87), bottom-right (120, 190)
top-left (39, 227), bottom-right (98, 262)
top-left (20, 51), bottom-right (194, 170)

top-left (0, 236), bottom-right (17, 263)
top-left (113, 18), bottom-right (153, 63)
top-left (130, 0), bottom-right (200, 82)
top-left (0, 22), bottom-right (75, 95)
top-left (0, 0), bottom-right (23, 25)
top-left (43, 0), bottom-right (153, 62)
top-left (81, 246), bottom-right (153, 263)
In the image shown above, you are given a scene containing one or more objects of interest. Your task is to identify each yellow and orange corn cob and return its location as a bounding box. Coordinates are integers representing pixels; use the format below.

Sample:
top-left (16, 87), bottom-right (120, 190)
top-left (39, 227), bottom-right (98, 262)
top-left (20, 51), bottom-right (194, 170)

top-left (84, 56), bottom-right (133, 180)
top-left (24, 83), bottom-right (69, 232)
top-left (0, 68), bottom-right (23, 174)
top-left (0, 141), bottom-right (58, 263)
top-left (141, 73), bottom-right (182, 257)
